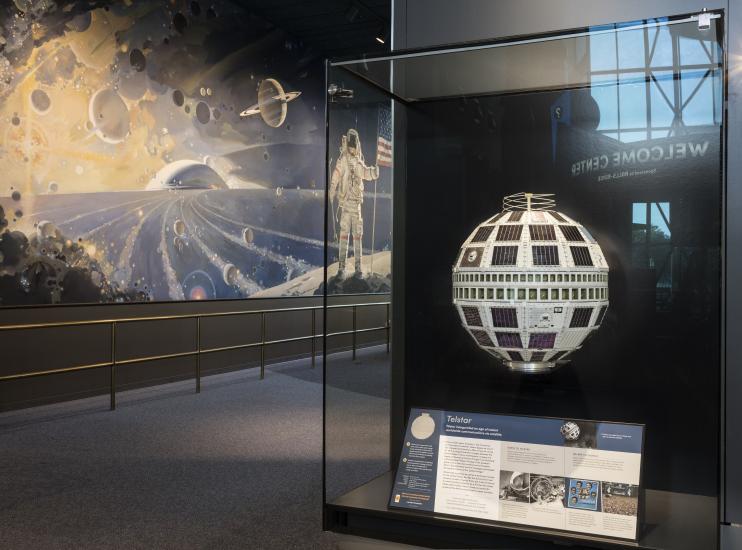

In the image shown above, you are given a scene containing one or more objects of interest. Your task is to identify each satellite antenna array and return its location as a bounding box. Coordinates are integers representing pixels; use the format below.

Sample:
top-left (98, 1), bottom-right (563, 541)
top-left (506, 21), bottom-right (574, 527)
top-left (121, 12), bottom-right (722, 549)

top-left (503, 192), bottom-right (556, 212)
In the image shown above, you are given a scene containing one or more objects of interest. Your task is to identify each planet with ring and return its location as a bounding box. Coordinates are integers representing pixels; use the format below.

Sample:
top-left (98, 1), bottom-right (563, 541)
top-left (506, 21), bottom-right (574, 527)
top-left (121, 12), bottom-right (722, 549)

top-left (240, 78), bottom-right (301, 128)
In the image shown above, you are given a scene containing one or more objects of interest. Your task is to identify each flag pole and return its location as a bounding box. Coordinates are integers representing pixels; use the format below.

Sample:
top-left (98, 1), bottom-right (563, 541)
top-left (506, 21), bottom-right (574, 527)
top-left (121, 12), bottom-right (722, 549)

top-left (370, 175), bottom-right (377, 275)
top-left (329, 156), bottom-right (339, 256)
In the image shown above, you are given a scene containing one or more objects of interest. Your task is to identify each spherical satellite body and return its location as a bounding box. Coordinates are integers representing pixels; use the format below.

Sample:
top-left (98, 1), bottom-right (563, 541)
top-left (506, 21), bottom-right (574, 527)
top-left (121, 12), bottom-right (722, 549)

top-left (452, 192), bottom-right (609, 373)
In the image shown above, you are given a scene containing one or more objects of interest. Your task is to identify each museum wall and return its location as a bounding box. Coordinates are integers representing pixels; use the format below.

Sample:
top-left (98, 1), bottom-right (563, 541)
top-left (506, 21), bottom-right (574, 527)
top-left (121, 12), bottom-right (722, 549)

top-left (0, 1), bottom-right (391, 410)
top-left (393, 0), bottom-right (742, 530)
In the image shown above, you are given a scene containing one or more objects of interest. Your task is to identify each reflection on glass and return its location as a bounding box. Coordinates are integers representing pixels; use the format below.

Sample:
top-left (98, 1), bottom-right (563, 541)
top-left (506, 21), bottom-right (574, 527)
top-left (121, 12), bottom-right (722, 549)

top-left (326, 17), bottom-right (723, 549)
top-left (590, 20), bottom-right (722, 142)
top-left (632, 202), bottom-right (672, 309)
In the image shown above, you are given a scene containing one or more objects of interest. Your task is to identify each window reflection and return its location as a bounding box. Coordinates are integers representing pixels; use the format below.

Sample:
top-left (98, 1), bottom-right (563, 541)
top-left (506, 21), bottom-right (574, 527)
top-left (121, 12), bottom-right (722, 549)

top-left (632, 202), bottom-right (672, 309)
top-left (589, 20), bottom-right (722, 142)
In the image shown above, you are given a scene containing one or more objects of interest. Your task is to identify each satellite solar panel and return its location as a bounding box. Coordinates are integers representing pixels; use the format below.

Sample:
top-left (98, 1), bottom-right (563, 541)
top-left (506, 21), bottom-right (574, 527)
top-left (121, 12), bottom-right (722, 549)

top-left (528, 332), bottom-right (557, 349)
top-left (530, 351), bottom-right (546, 361)
top-left (471, 225), bottom-right (494, 242)
top-left (496, 332), bottom-right (523, 348)
top-left (595, 305), bottom-right (608, 325)
top-left (570, 307), bottom-right (593, 328)
top-left (529, 225), bottom-right (557, 241)
top-left (508, 351), bottom-right (524, 361)
top-left (491, 307), bottom-right (518, 328)
top-left (570, 246), bottom-right (593, 266)
top-left (508, 211), bottom-right (524, 222)
top-left (558, 225), bottom-right (585, 242)
top-left (496, 225), bottom-right (523, 241)
top-left (462, 306), bottom-right (483, 326)
top-left (487, 212), bottom-right (508, 224)
top-left (532, 245), bottom-right (560, 265)
top-left (549, 350), bottom-right (569, 361)
top-left (471, 330), bottom-right (494, 347)
top-left (549, 211), bottom-right (567, 223)
top-left (491, 246), bottom-right (518, 265)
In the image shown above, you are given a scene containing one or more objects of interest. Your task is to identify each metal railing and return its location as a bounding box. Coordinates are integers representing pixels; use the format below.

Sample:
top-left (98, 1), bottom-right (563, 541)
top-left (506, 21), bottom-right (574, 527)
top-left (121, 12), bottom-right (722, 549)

top-left (0, 301), bottom-right (390, 410)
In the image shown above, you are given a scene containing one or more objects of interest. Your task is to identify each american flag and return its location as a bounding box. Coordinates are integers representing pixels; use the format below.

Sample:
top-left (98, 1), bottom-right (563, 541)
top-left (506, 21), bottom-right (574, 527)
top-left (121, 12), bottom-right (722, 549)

top-left (376, 107), bottom-right (392, 167)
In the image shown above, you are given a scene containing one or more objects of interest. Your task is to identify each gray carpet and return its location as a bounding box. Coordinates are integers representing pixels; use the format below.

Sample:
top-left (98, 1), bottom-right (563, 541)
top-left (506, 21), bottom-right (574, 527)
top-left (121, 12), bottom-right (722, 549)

top-left (0, 346), bottom-right (412, 550)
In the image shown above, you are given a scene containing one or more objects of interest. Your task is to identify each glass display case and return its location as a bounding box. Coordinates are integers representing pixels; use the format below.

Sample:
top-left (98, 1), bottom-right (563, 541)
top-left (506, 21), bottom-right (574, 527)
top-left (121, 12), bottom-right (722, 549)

top-left (323, 11), bottom-right (725, 549)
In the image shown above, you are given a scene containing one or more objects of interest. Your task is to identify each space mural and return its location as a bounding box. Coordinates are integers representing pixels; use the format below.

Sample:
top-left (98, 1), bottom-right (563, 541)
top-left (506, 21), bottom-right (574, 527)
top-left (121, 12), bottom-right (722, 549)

top-left (0, 1), bottom-right (390, 306)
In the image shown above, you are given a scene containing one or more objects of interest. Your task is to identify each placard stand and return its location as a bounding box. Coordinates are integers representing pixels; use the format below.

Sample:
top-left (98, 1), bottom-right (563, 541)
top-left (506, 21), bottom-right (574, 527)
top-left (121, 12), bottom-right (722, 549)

top-left (390, 409), bottom-right (645, 542)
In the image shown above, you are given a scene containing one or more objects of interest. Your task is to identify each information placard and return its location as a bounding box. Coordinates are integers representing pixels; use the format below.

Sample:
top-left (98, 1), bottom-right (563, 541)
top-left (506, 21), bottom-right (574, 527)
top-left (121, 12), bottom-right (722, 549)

top-left (389, 409), bottom-right (644, 541)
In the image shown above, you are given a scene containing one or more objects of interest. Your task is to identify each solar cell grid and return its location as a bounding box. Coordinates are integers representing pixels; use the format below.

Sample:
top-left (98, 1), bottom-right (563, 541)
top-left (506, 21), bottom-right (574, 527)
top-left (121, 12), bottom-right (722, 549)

top-left (488, 212), bottom-right (508, 224)
top-left (508, 351), bottom-right (524, 361)
top-left (558, 225), bottom-right (585, 242)
top-left (528, 332), bottom-right (557, 349)
top-left (508, 211), bottom-right (524, 222)
top-left (496, 332), bottom-right (523, 348)
top-left (462, 306), bottom-right (483, 326)
top-left (471, 225), bottom-right (494, 243)
top-left (529, 225), bottom-right (557, 241)
top-left (530, 351), bottom-right (546, 361)
top-left (471, 330), bottom-right (494, 347)
top-left (491, 307), bottom-right (518, 328)
top-left (570, 246), bottom-right (593, 266)
top-left (492, 246), bottom-right (518, 265)
top-left (570, 307), bottom-right (593, 328)
top-left (532, 245), bottom-right (560, 265)
top-left (548, 211), bottom-right (567, 223)
top-left (496, 225), bottom-right (523, 241)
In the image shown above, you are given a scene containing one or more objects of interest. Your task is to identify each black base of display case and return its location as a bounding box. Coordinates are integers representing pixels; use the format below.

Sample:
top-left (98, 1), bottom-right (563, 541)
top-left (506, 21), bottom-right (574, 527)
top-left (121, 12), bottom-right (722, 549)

top-left (325, 472), bottom-right (717, 550)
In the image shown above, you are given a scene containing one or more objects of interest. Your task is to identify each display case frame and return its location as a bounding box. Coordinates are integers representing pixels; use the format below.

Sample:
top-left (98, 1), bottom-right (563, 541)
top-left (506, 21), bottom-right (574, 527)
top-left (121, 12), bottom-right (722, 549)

top-left (322, 10), bottom-right (728, 549)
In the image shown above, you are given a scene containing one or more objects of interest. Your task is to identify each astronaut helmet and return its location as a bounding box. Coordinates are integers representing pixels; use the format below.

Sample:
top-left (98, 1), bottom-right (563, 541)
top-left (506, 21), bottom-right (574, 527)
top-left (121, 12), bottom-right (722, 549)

top-left (345, 129), bottom-right (362, 158)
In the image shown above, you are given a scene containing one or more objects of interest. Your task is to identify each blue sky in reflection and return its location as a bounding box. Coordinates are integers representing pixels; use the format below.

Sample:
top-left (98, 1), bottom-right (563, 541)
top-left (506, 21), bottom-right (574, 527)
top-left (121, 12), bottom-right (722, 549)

top-left (589, 20), bottom-right (722, 142)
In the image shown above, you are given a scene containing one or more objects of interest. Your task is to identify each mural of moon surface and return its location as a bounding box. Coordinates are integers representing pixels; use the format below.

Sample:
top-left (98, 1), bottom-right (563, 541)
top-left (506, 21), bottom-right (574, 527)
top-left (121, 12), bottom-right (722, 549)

top-left (146, 161), bottom-right (229, 190)
top-left (0, 187), bottom-right (328, 303)
top-left (0, 0), bottom-right (392, 306)
top-left (30, 89), bottom-right (51, 114)
top-left (88, 88), bottom-right (130, 144)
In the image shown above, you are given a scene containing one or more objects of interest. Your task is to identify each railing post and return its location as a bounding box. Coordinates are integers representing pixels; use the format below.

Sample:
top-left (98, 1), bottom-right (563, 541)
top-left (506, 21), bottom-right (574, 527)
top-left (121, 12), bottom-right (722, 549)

top-left (386, 302), bottom-right (390, 354)
top-left (352, 305), bottom-right (357, 360)
top-left (311, 308), bottom-right (316, 368)
top-left (196, 317), bottom-right (201, 394)
top-left (110, 321), bottom-right (116, 411)
top-left (260, 311), bottom-right (266, 379)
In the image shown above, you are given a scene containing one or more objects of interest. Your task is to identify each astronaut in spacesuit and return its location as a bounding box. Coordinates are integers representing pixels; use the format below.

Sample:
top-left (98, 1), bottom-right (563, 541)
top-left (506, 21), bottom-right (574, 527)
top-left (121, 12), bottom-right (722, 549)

top-left (330, 129), bottom-right (379, 276)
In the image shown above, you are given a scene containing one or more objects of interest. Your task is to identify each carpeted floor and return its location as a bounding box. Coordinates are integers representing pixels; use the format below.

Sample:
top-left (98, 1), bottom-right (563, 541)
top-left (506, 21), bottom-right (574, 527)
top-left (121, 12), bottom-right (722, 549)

top-left (0, 345), bottom-right (416, 550)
